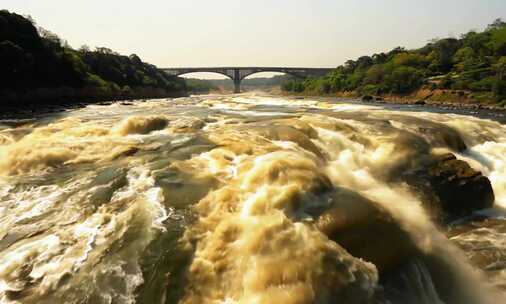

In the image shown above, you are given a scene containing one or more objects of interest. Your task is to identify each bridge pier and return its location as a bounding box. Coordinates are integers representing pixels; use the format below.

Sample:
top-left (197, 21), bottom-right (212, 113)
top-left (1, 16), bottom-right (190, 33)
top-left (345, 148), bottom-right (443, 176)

top-left (233, 69), bottom-right (241, 93)
top-left (233, 79), bottom-right (241, 93)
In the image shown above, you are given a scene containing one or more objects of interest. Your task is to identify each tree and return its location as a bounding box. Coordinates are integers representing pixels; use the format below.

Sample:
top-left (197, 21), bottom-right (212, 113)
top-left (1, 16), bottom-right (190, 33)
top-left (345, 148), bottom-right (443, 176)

top-left (344, 60), bottom-right (357, 73)
top-left (493, 57), bottom-right (506, 97)
top-left (79, 45), bottom-right (91, 53)
top-left (494, 56), bottom-right (506, 80)
top-left (95, 47), bottom-right (117, 55)
top-left (489, 26), bottom-right (506, 56)
top-left (372, 53), bottom-right (388, 64)
top-left (453, 47), bottom-right (476, 71)
top-left (365, 64), bottom-right (386, 84)
top-left (393, 52), bottom-right (428, 67)
top-left (38, 27), bottom-right (61, 46)
top-left (129, 54), bottom-right (142, 64)
top-left (431, 38), bottom-right (461, 72)
top-left (387, 46), bottom-right (406, 59)
top-left (487, 18), bottom-right (506, 31)
top-left (356, 56), bottom-right (373, 70)
top-left (0, 40), bottom-right (31, 89)
top-left (386, 66), bottom-right (423, 93)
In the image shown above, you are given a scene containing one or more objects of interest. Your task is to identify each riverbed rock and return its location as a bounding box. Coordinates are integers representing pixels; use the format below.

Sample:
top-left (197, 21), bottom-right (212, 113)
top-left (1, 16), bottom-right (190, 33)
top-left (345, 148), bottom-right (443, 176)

top-left (249, 125), bottom-right (324, 158)
top-left (170, 117), bottom-right (206, 133)
top-left (313, 188), bottom-right (417, 272)
top-left (404, 153), bottom-right (494, 219)
top-left (361, 95), bottom-right (373, 102)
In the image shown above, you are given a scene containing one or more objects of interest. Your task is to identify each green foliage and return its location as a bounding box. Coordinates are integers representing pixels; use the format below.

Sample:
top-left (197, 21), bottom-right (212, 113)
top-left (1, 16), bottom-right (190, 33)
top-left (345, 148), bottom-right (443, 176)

top-left (185, 78), bottom-right (218, 93)
top-left (392, 52), bottom-right (428, 68)
top-left (365, 64), bottom-right (387, 84)
top-left (0, 10), bottom-right (185, 103)
top-left (361, 84), bottom-right (382, 95)
top-left (386, 66), bottom-right (424, 93)
top-left (281, 79), bottom-right (305, 93)
top-left (282, 18), bottom-right (506, 102)
top-left (488, 27), bottom-right (506, 56)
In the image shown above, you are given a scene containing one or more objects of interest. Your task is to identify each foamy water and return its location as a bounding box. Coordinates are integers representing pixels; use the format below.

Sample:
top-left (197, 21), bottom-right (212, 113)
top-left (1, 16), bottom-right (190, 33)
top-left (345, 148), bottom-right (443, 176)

top-left (0, 94), bottom-right (505, 303)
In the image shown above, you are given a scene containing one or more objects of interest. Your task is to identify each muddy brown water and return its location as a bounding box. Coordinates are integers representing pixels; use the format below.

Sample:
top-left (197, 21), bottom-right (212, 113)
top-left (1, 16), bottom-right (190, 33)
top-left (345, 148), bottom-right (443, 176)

top-left (0, 94), bottom-right (505, 303)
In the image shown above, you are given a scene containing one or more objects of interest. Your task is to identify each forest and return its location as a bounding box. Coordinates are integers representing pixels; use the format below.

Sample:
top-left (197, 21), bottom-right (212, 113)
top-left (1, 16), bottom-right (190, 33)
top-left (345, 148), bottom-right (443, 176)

top-left (0, 10), bottom-right (186, 106)
top-left (282, 19), bottom-right (506, 106)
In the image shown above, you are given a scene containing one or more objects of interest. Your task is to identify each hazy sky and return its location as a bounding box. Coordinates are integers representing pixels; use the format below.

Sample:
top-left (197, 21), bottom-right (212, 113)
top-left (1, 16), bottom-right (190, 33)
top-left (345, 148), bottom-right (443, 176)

top-left (3, 0), bottom-right (506, 70)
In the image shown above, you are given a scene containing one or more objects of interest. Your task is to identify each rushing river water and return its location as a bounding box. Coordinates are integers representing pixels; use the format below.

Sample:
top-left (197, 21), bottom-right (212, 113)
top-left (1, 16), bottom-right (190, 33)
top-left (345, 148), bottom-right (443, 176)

top-left (0, 94), bottom-right (505, 304)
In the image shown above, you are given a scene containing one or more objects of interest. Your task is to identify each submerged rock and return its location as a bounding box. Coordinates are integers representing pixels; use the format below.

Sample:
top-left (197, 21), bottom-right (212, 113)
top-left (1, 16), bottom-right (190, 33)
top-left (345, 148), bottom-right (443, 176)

top-left (310, 186), bottom-right (495, 304)
top-left (249, 124), bottom-right (324, 158)
top-left (170, 117), bottom-right (206, 133)
top-left (313, 188), bottom-right (417, 273)
top-left (362, 95), bottom-right (374, 102)
top-left (113, 115), bottom-right (168, 135)
top-left (404, 153), bottom-right (494, 219)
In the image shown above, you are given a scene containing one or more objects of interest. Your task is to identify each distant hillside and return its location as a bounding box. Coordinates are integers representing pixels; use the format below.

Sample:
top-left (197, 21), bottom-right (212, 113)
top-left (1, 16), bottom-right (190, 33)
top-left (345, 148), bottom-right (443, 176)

top-left (185, 78), bottom-right (219, 94)
top-left (0, 10), bottom-right (186, 106)
top-left (282, 19), bottom-right (506, 107)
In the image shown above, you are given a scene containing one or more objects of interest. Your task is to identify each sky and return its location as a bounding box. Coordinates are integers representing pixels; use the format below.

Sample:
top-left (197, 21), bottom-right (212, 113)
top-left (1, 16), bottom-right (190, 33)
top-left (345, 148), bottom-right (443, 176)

top-left (3, 0), bottom-right (506, 78)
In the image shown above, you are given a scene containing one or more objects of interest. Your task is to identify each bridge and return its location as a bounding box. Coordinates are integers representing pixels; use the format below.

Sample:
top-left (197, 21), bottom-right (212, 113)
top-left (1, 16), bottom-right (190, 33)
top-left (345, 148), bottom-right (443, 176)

top-left (161, 67), bottom-right (334, 93)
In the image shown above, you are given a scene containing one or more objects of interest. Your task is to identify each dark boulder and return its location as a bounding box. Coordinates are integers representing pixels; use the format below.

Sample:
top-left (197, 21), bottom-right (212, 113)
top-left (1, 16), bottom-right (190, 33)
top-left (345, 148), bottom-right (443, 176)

top-left (312, 188), bottom-right (417, 272)
top-left (404, 153), bottom-right (494, 219)
top-left (361, 95), bottom-right (374, 102)
top-left (414, 100), bottom-right (426, 105)
top-left (310, 186), bottom-right (493, 303)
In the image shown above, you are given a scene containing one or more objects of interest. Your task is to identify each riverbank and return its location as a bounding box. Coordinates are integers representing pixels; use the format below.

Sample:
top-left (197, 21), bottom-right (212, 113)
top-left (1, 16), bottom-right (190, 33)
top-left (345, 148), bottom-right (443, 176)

top-left (0, 90), bottom-right (187, 119)
top-left (358, 88), bottom-right (506, 111)
top-left (281, 88), bottom-right (506, 113)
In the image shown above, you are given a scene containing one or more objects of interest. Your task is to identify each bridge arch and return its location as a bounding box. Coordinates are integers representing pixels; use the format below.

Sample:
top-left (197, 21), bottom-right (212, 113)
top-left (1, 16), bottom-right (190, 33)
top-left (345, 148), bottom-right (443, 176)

top-left (239, 70), bottom-right (303, 81)
top-left (174, 71), bottom-right (233, 80)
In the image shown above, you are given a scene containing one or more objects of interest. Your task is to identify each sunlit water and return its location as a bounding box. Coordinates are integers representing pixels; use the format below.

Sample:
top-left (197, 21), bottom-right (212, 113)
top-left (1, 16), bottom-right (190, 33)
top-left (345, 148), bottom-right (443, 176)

top-left (0, 94), bottom-right (505, 303)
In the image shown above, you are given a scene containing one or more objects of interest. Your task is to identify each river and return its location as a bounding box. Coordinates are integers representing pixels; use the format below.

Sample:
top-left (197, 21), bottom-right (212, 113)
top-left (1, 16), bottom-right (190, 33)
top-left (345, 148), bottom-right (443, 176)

top-left (0, 94), bottom-right (505, 303)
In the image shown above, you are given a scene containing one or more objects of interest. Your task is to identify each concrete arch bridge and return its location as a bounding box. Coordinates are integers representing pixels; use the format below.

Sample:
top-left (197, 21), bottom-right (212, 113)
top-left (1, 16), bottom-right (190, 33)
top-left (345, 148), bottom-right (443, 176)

top-left (161, 67), bottom-right (334, 93)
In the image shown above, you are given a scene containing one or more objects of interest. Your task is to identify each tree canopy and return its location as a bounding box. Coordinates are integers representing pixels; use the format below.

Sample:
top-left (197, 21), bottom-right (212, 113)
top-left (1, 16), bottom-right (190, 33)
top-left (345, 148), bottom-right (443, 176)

top-left (0, 10), bottom-right (185, 104)
top-left (282, 19), bottom-right (506, 105)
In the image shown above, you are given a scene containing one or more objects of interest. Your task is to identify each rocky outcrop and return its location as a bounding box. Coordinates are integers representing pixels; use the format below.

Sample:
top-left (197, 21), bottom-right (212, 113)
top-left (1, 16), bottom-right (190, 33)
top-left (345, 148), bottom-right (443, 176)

top-left (312, 188), bottom-right (417, 272)
top-left (404, 153), bottom-right (494, 219)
